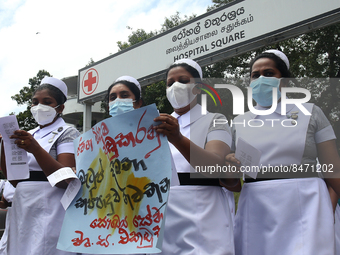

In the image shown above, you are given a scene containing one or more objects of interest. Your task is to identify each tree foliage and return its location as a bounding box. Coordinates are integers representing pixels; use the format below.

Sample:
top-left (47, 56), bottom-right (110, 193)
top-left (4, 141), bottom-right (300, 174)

top-left (159, 12), bottom-right (197, 33)
top-left (207, 0), bottom-right (235, 11)
top-left (86, 58), bottom-right (95, 66)
top-left (283, 25), bottom-right (340, 133)
top-left (11, 70), bottom-right (52, 130)
top-left (117, 28), bottom-right (156, 51)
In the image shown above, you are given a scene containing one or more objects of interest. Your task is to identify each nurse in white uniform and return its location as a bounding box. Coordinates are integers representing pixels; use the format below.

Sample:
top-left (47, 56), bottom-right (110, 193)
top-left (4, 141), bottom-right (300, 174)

top-left (226, 50), bottom-right (340, 255)
top-left (154, 59), bottom-right (236, 255)
top-left (1, 77), bottom-right (80, 255)
top-left (85, 77), bottom-right (143, 255)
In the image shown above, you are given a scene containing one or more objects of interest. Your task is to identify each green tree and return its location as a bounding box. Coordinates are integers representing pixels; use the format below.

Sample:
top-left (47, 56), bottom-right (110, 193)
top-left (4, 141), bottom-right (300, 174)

top-left (117, 28), bottom-right (156, 51)
top-left (11, 70), bottom-right (52, 130)
top-left (285, 24), bottom-right (340, 151)
top-left (87, 58), bottom-right (95, 66)
top-left (207, 0), bottom-right (235, 11)
top-left (159, 12), bottom-right (197, 33)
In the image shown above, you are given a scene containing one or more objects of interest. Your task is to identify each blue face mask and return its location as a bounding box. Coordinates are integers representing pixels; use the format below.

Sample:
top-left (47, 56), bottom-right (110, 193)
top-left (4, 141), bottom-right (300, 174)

top-left (250, 76), bottom-right (281, 107)
top-left (109, 98), bottom-right (135, 117)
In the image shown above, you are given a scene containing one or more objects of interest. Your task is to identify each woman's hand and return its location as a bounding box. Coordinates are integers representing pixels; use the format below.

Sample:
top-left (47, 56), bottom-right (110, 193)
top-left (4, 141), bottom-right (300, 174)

top-left (225, 153), bottom-right (241, 171)
top-left (220, 153), bottom-right (242, 191)
top-left (154, 113), bottom-right (183, 145)
top-left (10, 130), bottom-right (41, 154)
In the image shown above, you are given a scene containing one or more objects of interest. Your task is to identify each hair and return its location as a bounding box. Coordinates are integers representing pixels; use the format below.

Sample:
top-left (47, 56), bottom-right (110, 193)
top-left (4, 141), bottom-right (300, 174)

top-left (106, 80), bottom-right (142, 104)
top-left (33, 84), bottom-right (67, 105)
top-left (165, 62), bottom-right (202, 83)
top-left (249, 52), bottom-right (292, 78)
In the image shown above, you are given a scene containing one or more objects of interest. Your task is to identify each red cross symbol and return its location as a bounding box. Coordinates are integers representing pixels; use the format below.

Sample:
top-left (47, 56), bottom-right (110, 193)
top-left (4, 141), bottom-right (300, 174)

top-left (82, 68), bottom-right (99, 95)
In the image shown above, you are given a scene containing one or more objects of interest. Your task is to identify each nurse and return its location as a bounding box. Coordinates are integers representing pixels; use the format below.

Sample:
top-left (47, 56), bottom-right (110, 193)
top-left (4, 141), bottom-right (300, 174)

top-left (153, 59), bottom-right (235, 255)
top-left (1, 77), bottom-right (80, 255)
top-left (107, 75), bottom-right (143, 116)
top-left (86, 75), bottom-right (142, 255)
top-left (227, 50), bottom-right (340, 255)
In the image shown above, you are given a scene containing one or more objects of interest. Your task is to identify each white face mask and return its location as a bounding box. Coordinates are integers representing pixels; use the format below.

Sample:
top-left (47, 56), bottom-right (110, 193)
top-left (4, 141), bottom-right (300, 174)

top-left (166, 82), bottom-right (197, 109)
top-left (30, 104), bottom-right (59, 125)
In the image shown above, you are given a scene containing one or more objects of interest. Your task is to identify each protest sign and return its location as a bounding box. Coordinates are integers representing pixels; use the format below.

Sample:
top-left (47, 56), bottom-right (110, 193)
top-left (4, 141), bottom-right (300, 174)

top-left (57, 104), bottom-right (172, 254)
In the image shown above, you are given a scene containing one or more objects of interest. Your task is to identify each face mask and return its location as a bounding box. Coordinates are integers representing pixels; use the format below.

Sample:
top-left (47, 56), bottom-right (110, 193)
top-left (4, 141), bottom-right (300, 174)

top-left (250, 76), bottom-right (282, 107)
top-left (30, 104), bottom-right (59, 125)
top-left (166, 82), bottom-right (197, 109)
top-left (109, 98), bottom-right (135, 117)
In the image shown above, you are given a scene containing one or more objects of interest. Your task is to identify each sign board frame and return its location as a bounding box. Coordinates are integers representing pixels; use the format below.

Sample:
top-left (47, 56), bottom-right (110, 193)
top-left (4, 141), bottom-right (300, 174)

top-left (78, 0), bottom-right (340, 104)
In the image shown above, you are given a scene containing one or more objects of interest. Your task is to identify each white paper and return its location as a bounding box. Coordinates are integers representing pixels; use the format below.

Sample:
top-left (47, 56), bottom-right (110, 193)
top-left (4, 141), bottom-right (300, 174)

top-left (61, 178), bottom-right (81, 210)
top-left (47, 167), bottom-right (77, 187)
top-left (47, 167), bottom-right (81, 210)
top-left (235, 137), bottom-right (262, 179)
top-left (0, 115), bottom-right (29, 180)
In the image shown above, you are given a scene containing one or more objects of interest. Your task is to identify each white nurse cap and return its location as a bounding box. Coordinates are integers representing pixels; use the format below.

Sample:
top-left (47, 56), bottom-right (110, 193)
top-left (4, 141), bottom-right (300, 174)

top-left (264, 49), bottom-right (290, 70)
top-left (115, 75), bottom-right (142, 97)
top-left (174, 58), bottom-right (203, 79)
top-left (40, 76), bottom-right (68, 99)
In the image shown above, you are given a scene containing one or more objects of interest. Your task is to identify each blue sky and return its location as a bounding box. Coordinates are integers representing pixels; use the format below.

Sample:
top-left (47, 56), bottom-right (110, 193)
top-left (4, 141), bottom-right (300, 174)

top-left (0, 0), bottom-right (212, 117)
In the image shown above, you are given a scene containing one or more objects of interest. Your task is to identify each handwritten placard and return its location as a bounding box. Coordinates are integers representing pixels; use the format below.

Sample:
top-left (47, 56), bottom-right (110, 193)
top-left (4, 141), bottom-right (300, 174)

top-left (57, 104), bottom-right (171, 254)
